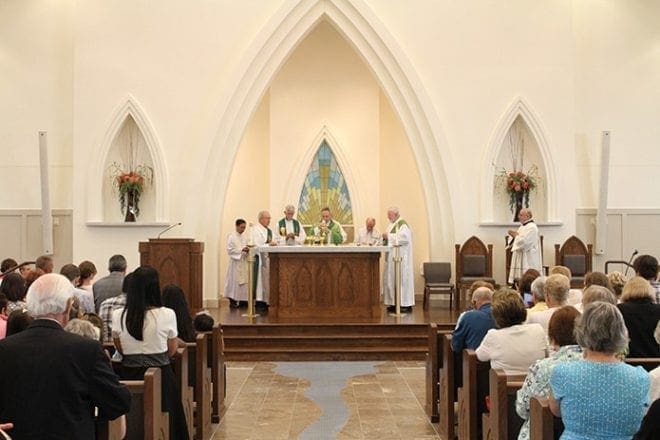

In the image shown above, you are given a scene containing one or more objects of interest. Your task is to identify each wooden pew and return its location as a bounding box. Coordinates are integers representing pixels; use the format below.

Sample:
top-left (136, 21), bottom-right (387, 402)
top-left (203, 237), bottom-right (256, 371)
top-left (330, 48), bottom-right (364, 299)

top-left (481, 369), bottom-right (526, 440)
top-left (438, 333), bottom-right (456, 440)
top-left (97, 368), bottom-right (169, 440)
top-left (208, 324), bottom-right (227, 423)
top-left (530, 396), bottom-right (563, 440)
top-left (456, 349), bottom-right (490, 440)
top-left (172, 346), bottom-right (194, 440)
top-left (625, 357), bottom-right (660, 372)
top-left (425, 322), bottom-right (458, 422)
top-left (186, 333), bottom-right (212, 440)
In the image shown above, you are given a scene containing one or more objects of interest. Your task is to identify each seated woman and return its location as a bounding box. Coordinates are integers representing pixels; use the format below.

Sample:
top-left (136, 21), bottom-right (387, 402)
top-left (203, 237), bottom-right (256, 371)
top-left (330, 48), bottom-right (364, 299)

top-left (476, 288), bottom-right (547, 374)
top-left (161, 284), bottom-right (195, 343)
top-left (549, 301), bottom-right (650, 439)
top-left (112, 266), bottom-right (189, 439)
top-left (617, 276), bottom-right (660, 357)
top-left (515, 306), bottom-right (582, 440)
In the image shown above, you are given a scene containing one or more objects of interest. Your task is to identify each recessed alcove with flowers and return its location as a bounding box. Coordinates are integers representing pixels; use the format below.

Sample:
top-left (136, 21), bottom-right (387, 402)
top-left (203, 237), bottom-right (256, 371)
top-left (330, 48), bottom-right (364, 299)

top-left (102, 116), bottom-right (156, 222)
top-left (493, 115), bottom-right (547, 223)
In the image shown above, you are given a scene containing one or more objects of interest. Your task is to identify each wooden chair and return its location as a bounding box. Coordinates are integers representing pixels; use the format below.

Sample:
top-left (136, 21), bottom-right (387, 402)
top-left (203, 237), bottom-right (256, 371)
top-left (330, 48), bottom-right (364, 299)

top-left (456, 349), bottom-right (490, 440)
top-left (423, 262), bottom-right (455, 310)
top-left (438, 333), bottom-right (456, 440)
top-left (97, 368), bottom-right (169, 440)
top-left (505, 235), bottom-right (544, 285)
top-left (530, 396), bottom-right (563, 440)
top-left (481, 369), bottom-right (526, 440)
top-left (425, 324), bottom-right (452, 422)
top-left (172, 347), bottom-right (194, 440)
top-left (455, 236), bottom-right (495, 310)
top-left (554, 236), bottom-right (593, 288)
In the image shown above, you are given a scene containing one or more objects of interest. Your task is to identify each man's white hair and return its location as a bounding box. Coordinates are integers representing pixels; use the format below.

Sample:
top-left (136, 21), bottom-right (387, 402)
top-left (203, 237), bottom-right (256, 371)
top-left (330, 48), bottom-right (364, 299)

top-left (284, 205), bottom-right (295, 212)
top-left (26, 273), bottom-right (74, 317)
top-left (388, 207), bottom-right (400, 215)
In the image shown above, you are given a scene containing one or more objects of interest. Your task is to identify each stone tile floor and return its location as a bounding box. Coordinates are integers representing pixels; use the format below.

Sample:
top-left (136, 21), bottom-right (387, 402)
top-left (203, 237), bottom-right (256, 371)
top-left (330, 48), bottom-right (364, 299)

top-left (211, 360), bottom-right (439, 440)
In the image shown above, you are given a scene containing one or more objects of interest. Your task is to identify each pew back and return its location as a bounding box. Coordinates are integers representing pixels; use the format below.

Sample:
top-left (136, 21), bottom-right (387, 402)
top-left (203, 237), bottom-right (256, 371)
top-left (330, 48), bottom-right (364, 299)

top-left (172, 347), bottom-right (194, 440)
top-left (482, 369), bottom-right (526, 440)
top-left (457, 349), bottom-right (490, 440)
top-left (439, 333), bottom-right (455, 440)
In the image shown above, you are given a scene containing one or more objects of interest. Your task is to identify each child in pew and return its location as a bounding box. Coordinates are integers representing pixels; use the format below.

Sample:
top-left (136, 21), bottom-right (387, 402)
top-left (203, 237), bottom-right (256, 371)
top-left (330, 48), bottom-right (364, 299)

top-left (65, 318), bottom-right (127, 439)
top-left (194, 310), bottom-right (215, 332)
top-left (515, 306), bottom-right (582, 440)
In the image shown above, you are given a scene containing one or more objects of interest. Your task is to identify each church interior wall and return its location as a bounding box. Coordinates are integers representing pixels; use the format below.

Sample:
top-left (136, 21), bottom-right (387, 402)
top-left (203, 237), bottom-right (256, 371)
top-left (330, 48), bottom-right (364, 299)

top-left (1, 1), bottom-right (659, 302)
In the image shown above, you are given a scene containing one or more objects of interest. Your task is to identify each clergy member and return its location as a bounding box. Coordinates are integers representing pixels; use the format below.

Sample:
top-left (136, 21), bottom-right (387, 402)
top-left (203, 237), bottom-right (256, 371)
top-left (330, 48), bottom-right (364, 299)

top-left (252, 210), bottom-right (277, 309)
top-left (224, 218), bottom-right (249, 308)
top-left (507, 208), bottom-right (542, 285)
top-left (357, 217), bottom-right (381, 246)
top-left (382, 207), bottom-right (414, 312)
top-left (319, 207), bottom-right (347, 245)
top-left (277, 204), bottom-right (307, 245)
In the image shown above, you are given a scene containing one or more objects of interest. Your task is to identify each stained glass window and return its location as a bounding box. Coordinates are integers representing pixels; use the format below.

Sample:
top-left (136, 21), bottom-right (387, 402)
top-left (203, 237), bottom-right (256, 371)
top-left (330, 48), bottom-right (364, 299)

top-left (297, 140), bottom-right (353, 227)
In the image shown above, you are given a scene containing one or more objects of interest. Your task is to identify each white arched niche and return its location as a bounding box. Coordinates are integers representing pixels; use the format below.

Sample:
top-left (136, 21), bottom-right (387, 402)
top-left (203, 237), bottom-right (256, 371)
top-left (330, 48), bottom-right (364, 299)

top-left (481, 97), bottom-right (558, 224)
top-left (88, 96), bottom-right (168, 223)
top-left (196, 0), bottom-right (458, 300)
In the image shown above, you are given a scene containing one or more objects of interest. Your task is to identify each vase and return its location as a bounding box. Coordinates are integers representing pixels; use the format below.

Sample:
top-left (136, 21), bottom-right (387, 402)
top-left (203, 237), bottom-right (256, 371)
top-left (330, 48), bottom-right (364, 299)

top-left (513, 191), bottom-right (524, 222)
top-left (124, 189), bottom-right (137, 222)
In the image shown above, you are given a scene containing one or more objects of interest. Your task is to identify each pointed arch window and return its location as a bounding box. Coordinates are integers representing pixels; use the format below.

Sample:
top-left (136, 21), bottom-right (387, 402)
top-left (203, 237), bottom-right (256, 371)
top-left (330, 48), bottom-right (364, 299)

top-left (297, 140), bottom-right (353, 227)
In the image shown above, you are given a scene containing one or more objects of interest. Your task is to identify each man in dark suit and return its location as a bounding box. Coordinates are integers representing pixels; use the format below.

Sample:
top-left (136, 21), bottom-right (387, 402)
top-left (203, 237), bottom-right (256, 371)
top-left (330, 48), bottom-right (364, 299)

top-left (93, 254), bottom-right (127, 312)
top-left (0, 273), bottom-right (131, 439)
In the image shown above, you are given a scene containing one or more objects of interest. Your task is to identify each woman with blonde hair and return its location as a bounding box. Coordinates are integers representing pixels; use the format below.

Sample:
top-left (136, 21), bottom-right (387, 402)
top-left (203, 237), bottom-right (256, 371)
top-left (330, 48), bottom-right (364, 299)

top-left (617, 276), bottom-right (660, 357)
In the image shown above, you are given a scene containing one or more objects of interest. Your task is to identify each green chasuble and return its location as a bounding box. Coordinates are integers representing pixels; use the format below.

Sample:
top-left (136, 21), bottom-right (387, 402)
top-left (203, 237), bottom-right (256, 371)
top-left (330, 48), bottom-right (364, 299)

top-left (278, 218), bottom-right (300, 235)
top-left (327, 220), bottom-right (343, 245)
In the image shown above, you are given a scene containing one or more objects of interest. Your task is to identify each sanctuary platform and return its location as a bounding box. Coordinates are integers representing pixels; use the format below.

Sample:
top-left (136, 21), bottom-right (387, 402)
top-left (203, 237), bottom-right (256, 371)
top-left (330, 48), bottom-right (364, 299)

top-left (211, 299), bottom-right (460, 362)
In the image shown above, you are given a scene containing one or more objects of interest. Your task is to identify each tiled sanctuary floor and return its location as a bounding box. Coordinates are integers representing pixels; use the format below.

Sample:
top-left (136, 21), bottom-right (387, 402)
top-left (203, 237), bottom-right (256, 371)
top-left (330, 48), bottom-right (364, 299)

top-left (211, 361), bottom-right (440, 440)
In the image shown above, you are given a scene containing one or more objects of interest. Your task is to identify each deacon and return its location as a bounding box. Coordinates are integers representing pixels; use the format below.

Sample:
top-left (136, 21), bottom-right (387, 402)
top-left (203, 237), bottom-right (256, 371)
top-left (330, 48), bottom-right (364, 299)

top-left (224, 219), bottom-right (249, 308)
top-left (507, 208), bottom-right (543, 285)
top-left (357, 217), bottom-right (381, 246)
top-left (319, 207), bottom-right (347, 245)
top-left (277, 204), bottom-right (307, 245)
top-left (382, 207), bottom-right (414, 312)
top-left (251, 211), bottom-right (277, 309)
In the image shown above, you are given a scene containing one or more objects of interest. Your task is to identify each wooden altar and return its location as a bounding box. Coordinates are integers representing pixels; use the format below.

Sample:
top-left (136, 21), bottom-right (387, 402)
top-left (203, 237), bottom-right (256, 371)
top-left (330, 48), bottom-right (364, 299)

top-left (261, 246), bottom-right (388, 319)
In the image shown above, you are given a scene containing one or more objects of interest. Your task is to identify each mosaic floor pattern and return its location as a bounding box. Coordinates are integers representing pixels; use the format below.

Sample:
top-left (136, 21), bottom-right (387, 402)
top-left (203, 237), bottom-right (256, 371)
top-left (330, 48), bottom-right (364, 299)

top-left (212, 360), bottom-right (440, 440)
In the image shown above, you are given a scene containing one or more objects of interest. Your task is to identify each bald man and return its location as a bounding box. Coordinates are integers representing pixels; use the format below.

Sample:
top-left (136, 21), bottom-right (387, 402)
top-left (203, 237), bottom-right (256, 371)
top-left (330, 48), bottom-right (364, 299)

top-left (507, 208), bottom-right (542, 285)
top-left (356, 217), bottom-right (381, 246)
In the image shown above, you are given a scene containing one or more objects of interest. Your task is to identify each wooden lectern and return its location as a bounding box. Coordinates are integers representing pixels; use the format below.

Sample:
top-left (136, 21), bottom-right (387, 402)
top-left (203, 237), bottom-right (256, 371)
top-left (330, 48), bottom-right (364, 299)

top-left (139, 238), bottom-right (204, 311)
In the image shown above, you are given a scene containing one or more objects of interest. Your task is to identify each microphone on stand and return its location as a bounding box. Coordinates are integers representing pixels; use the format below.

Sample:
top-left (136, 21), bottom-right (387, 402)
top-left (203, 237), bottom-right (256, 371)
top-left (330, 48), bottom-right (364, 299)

top-left (624, 249), bottom-right (638, 276)
top-left (157, 222), bottom-right (182, 239)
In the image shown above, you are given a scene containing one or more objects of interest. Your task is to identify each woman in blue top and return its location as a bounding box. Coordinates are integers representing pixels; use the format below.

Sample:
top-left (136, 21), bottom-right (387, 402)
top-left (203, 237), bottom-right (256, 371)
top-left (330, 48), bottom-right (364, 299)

top-left (549, 301), bottom-right (649, 440)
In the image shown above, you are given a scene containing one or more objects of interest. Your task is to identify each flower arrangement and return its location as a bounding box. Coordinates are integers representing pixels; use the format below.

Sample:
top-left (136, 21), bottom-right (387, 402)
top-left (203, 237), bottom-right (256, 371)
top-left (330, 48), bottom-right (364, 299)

top-left (109, 162), bottom-right (153, 220)
top-left (498, 165), bottom-right (538, 213)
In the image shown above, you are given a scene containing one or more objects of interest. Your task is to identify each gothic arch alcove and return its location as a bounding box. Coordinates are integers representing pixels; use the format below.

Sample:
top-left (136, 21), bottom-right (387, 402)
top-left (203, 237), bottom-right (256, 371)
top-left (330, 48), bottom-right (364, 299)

top-left (481, 97), bottom-right (558, 223)
top-left (202, 0), bottom-right (462, 302)
top-left (88, 96), bottom-right (168, 223)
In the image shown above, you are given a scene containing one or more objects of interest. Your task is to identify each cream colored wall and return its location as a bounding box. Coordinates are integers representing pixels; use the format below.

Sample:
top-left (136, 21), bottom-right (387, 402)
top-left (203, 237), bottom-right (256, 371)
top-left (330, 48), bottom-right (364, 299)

top-left (0, 1), bottom-right (73, 210)
top-left (3, 1), bottom-right (660, 298)
top-left (379, 92), bottom-right (429, 292)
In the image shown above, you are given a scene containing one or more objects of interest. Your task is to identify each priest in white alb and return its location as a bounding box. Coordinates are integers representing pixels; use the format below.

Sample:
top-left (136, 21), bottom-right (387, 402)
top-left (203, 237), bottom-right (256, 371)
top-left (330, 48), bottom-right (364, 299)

top-left (251, 210), bottom-right (277, 308)
top-left (276, 204), bottom-right (306, 245)
top-left (224, 218), bottom-right (249, 308)
top-left (507, 208), bottom-right (543, 285)
top-left (382, 207), bottom-right (414, 312)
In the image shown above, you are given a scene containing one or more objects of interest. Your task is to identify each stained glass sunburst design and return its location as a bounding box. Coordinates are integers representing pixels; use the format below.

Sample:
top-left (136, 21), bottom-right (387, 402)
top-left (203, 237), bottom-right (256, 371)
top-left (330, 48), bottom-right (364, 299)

top-left (297, 140), bottom-right (353, 227)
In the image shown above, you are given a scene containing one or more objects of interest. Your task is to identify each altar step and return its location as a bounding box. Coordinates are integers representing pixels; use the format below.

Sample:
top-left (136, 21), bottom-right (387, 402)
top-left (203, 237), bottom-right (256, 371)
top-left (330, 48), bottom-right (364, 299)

top-left (221, 323), bottom-right (430, 361)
